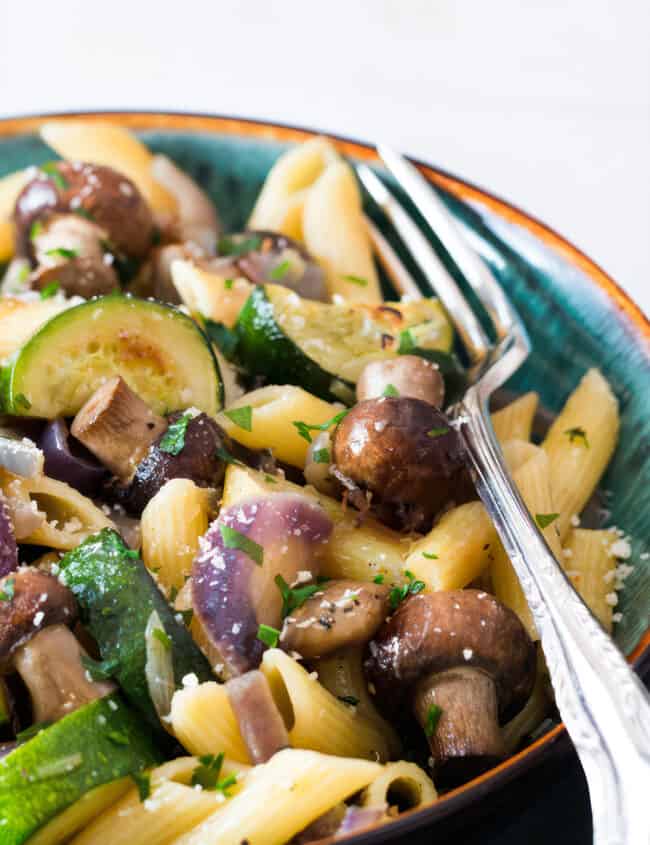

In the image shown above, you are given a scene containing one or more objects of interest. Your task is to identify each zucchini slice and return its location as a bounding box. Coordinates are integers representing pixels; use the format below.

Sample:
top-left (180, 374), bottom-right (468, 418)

top-left (235, 284), bottom-right (453, 401)
top-left (0, 694), bottom-right (160, 845)
top-left (59, 529), bottom-right (213, 736)
top-left (0, 295), bottom-right (223, 418)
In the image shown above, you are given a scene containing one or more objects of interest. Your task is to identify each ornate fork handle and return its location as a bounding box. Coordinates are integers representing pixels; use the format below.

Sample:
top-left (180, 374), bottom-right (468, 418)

top-left (459, 385), bottom-right (650, 845)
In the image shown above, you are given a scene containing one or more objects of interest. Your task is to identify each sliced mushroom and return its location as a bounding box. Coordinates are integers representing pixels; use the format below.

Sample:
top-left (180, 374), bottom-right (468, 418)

top-left (0, 568), bottom-right (114, 725)
top-left (225, 669), bottom-right (289, 763)
top-left (281, 580), bottom-right (390, 659)
top-left (71, 376), bottom-right (167, 482)
top-left (14, 161), bottom-right (155, 260)
top-left (332, 397), bottom-right (472, 529)
top-left (356, 356), bottom-right (445, 407)
top-left (192, 494), bottom-right (332, 678)
top-left (364, 590), bottom-right (536, 782)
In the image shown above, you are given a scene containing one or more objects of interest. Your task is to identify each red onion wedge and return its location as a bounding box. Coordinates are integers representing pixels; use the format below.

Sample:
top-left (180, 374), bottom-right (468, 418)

top-left (226, 669), bottom-right (289, 763)
top-left (0, 493), bottom-right (18, 578)
top-left (39, 419), bottom-right (107, 497)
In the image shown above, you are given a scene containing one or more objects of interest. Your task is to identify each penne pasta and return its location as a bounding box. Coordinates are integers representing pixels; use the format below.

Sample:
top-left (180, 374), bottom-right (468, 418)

top-left (0, 296), bottom-right (74, 360)
top-left (302, 161), bottom-right (381, 303)
top-left (262, 649), bottom-right (395, 762)
top-left (217, 384), bottom-right (344, 469)
top-left (140, 479), bottom-right (212, 594)
top-left (0, 169), bottom-right (32, 262)
top-left (405, 501), bottom-right (497, 591)
top-left (361, 761), bottom-right (437, 810)
top-left (169, 682), bottom-right (251, 763)
top-left (564, 528), bottom-right (618, 632)
top-left (170, 748), bottom-right (382, 845)
top-left (221, 464), bottom-right (410, 584)
top-left (170, 259), bottom-right (253, 328)
top-left (542, 369), bottom-right (619, 539)
top-left (491, 392), bottom-right (539, 444)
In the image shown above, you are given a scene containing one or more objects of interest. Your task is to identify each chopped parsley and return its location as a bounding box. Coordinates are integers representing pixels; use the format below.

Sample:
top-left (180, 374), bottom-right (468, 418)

top-left (14, 393), bottom-right (32, 410)
top-left (131, 770), bottom-right (151, 801)
top-left (40, 281), bottom-right (61, 299)
top-left (45, 247), bottom-right (78, 260)
top-left (29, 220), bottom-right (44, 240)
top-left (564, 426), bottom-right (590, 448)
top-left (218, 234), bottom-right (262, 257)
top-left (191, 752), bottom-right (237, 794)
top-left (312, 447), bottom-right (330, 464)
top-left (269, 259), bottom-right (291, 280)
top-left (275, 574), bottom-right (324, 619)
top-left (373, 574), bottom-right (385, 584)
top-left (342, 274), bottom-right (368, 287)
top-left (398, 329), bottom-right (416, 354)
top-left (424, 704), bottom-right (442, 737)
top-left (215, 446), bottom-right (245, 467)
top-left (219, 524), bottom-right (264, 566)
top-left (389, 570), bottom-right (426, 611)
top-left (257, 623), bottom-right (280, 648)
top-left (535, 512), bottom-right (560, 530)
top-left (107, 731), bottom-right (129, 746)
top-left (73, 207), bottom-right (93, 220)
top-left (17, 264), bottom-right (30, 284)
top-left (422, 552), bottom-right (438, 560)
top-left (427, 427), bottom-right (449, 438)
top-left (338, 695), bottom-right (359, 707)
top-left (153, 628), bottom-right (172, 650)
top-left (382, 384), bottom-right (399, 397)
top-left (264, 475), bottom-right (279, 484)
top-left (159, 413), bottom-right (192, 456)
top-left (40, 162), bottom-right (69, 190)
top-left (224, 405), bottom-right (253, 432)
top-left (16, 721), bottom-right (52, 742)
top-left (224, 278), bottom-right (234, 290)
top-left (293, 409), bottom-right (350, 444)
top-left (80, 655), bottom-right (120, 681)
top-left (0, 578), bottom-right (15, 602)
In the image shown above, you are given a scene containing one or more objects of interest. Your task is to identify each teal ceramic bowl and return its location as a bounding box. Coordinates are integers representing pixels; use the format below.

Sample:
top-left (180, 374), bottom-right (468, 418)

top-left (1, 112), bottom-right (648, 842)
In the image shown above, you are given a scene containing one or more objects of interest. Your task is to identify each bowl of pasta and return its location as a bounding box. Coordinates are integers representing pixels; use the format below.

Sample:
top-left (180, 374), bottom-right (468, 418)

top-left (0, 112), bottom-right (647, 845)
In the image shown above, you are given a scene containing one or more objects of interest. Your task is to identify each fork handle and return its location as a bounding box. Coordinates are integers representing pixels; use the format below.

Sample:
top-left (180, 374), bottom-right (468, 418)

top-left (459, 386), bottom-right (650, 845)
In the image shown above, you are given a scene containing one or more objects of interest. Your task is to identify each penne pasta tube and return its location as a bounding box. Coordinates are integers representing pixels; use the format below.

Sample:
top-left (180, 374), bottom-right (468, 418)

top-left (140, 479), bottom-right (212, 593)
top-left (170, 748), bottom-right (382, 845)
top-left (491, 392), bottom-right (539, 444)
top-left (0, 169), bottom-right (32, 262)
top-left (405, 501), bottom-right (497, 591)
top-left (261, 649), bottom-right (395, 761)
top-left (542, 369), bottom-right (619, 539)
top-left (170, 260), bottom-right (253, 328)
top-left (361, 761), bottom-right (437, 810)
top-left (0, 297), bottom-right (74, 360)
top-left (564, 528), bottom-right (618, 632)
top-left (169, 682), bottom-right (250, 763)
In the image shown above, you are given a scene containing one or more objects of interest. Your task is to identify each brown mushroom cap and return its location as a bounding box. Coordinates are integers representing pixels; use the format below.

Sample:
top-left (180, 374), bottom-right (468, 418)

top-left (364, 590), bottom-right (536, 721)
top-left (356, 356), bottom-right (445, 407)
top-left (0, 568), bottom-right (78, 672)
top-left (281, 579), bottom-right (390, 659)
top-left (14, 161), bottom-right (155, 259)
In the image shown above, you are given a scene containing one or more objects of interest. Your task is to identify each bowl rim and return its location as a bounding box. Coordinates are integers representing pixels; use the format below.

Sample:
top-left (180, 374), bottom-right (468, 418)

top-left (1, 109), bottom-right (648, 840)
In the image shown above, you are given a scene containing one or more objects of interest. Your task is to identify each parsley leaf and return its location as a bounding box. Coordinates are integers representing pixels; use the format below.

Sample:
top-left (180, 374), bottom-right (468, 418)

top-left (338, 695), bottom-right (359, 706)
top-left (398, 329), bottom-right (416, 354)
top-left (292, 409), bottom-right (350, 444)
top-left (264, 474), bottom-right (278, 484)
top-left (159, 413), bottom-right (192, 456)
top-left (535, 512), bottom-right (560, 530)
top-left (16, 721), bottom-right (52, 742)
top-left (424, 704), bottom-right (442, 737)
top-left (373, 574), bottom-right (385, 584)
top-left (382, 383), bottom-right (399, 397)
top-left (0, 578), bottom-right (15, 602)
top-left (342, 274), bottom-right (368, 287)
top-left (81, 655), bottom-right (120, 681)
top-left (40, 281), bottom-right (61, 299)
top-left (312, 447), bottom-right (330, 464)
top-left (40, 162), bottom-right (69, 191)
top-left (153, 628), bottom-right (172, 650)
top-left (218, 234), bottom-right (262, 257)
top-left (422, 552), bottom-right (438, 560)
top-left (215, 446), bottom-right (244, 467)
top-left (219, 524), bottom-right (264, 566)
top-left (29, 220), bottom-right (43, 240)
top-left (131, 770), bottom-right (151, 801)
top-left (389, 571), bottom-right (426, 611)
top-left (224, 278), bottom-right (234, 290)
top-left (45, 247), bottom-right (78, 260)
top-left (14, 393), bottom-right (32, 410)
top-left (224, 405), bottom-right (253, 432)
top-left (257, 623), bottom-right (280, 648)
top-left (275, 574), bottom-right (323, 619)
top-left (269, 259), bottom-right (291, 280)
top-left (191, 752), bottom-right (237, 794)
top-left (564, 426), bottom-right (590, 448)
top-left (427, 427), bottom-right (450, 438)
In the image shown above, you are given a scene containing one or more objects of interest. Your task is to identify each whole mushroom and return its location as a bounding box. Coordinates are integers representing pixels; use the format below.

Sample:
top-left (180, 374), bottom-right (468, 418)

top-left (0, 568), bottom-right (114, 724)
top-left (364, 590), bottom-right (536, 782)
top-left (356, 356), bottom-right (445, 408)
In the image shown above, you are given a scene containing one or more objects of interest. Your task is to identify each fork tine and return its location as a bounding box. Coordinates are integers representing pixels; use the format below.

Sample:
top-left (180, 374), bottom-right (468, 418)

top-left (376, 144), bottom-right (519, 340)
top-left (357, 164), bottom-right (490, 371)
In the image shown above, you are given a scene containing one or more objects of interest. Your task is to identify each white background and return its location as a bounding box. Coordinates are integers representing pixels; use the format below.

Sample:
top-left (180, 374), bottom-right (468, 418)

top-left (1, 0), bottom-right (648, 315)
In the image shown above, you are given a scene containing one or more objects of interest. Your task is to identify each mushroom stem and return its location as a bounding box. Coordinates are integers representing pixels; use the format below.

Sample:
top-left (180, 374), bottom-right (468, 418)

top-left (71, 376), bottom-right (167, 481)
top-left (413, 666), bottom-right (505, 780)
top-left (13, 624), bottom-right (115, 723)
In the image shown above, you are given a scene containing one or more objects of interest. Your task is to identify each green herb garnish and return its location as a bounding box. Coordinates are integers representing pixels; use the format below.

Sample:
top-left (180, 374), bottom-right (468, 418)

top-left (564, 426), bottom-right (590, 448)
top-left (40, 281), bottom-right (61, 299)
top-left (422, 552), bottom-right (438, 560)
top-left (17, 264), bottom-right (30, 284)
top-left (389, 571), bottom-right (426, 611)
top-left (275, 574), bottom-right (324, 619)
top-left (224, 278), bottom-right (234, 290)
top-left (270, 260), bottom-right (291, 280)
top-left (424, 704), bottom-right (442, 737)
top-left (535, 513), bottom-right (560, 530)
top-left (107, 731), bottom-right (129, 746)
top-left (16, 721), bottom-right (52, 742)
top-left (45, 247), bottom-right (78, 260)
top-left (131, 770), bottom-right (151, 801)
top-left (398, 329), bottom-right (416, 354)
top-left (40, 162), bottom-right (68, 190)
top-left (215, 446), bottom-right (244, 467)
top-left (73, 207), bottom-right (93, 220)
top-left (191, 752), bottom-right (237, 794)
top-left (427, 427), bottom-right (450, 438)
top-left (29, 220), bottom-right (43, 240)
top-left (293, 409), bottom-right (350, 444)
top-left (338, 695), bottom-right (359, 706)
top-left (218, 235), bottom-right (262, 257)
top-left (0, 578), bottom-right (15, 602)
top-left (159, 413), bottom-right (192, 456)
top-left (14, 393), bottom-right (32, 410)
top-left (373, 574), bottom-right (385, 584)
top-left (257, 623), bottom-right (280, 648)
top-left (224, 405), bottom-right (253, 432)
top-left (219, 524), bottom-right (264, 566)
top-left (81, 655), bottom-right (120, 681)
top-left (312, 447), bottom-right (330, 464)
top-left (153, 628), bottom-right (172, 650)
top-left (342, 274), bottom-right (368, 287)
top-left (382, 384), bottom-right (399, 397)
top-left (264, 475), bottom-right (278, 484)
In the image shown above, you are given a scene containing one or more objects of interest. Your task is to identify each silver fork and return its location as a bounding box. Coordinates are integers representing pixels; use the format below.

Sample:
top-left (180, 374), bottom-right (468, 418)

top-left (358, 147), bottom-right (650, 845)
